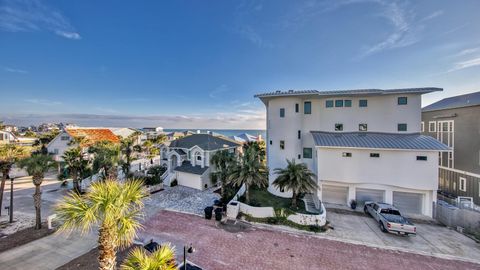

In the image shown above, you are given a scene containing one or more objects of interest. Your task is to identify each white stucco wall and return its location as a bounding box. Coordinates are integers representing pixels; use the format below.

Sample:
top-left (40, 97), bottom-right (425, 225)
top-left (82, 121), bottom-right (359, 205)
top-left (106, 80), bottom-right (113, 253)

top-left (316, 148), bottom-right (438, 190)
top-left (47, 132), bottom-right (73, 161)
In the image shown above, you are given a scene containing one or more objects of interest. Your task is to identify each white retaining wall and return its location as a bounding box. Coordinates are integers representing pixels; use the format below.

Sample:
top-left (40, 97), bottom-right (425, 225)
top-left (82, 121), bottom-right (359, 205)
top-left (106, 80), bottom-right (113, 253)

top-left (287, 203), bottom-right (327, 226)
top-left (238, 202), bottom-right (275, 218)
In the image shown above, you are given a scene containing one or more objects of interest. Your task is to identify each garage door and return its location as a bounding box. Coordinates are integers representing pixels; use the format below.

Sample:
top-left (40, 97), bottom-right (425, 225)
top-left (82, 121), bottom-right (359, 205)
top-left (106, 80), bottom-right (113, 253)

top-left (356, 188), bottom-right (385, 205)
top-left (393, 192), bottom-right (423, 215)
top-left (322, 185), bottom-right (348, 205)
top-left (176, 172), bottom-right (202, 190)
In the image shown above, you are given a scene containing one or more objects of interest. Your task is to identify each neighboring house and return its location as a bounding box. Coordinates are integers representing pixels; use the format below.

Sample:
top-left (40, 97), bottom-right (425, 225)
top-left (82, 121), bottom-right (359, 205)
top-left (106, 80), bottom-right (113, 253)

top-left (255, 88), bottom-right (449, 217)
top-left (3, 125), bottom-right (18, 133)
top-left (160, 134), bottom-right (242, 190)
top-left (143, 127), bottom-right (164, 139)
top-left (229, 133), bottom-right (263, 144)
top-left (165, 130), bottom-right (195, 141)
top-left (109, 127), bottom-right (138, 139)
top-left (47, 128), bottom-right (120, 161)
top-left (0, 130), bottom-right (37, 146)
top-left (422, 91), bottom-right (480, 205)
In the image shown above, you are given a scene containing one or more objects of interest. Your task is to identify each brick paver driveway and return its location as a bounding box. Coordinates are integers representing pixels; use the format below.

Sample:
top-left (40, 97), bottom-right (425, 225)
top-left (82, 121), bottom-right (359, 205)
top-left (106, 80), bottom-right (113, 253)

top-left (140, 210), bottom-right (480, 270)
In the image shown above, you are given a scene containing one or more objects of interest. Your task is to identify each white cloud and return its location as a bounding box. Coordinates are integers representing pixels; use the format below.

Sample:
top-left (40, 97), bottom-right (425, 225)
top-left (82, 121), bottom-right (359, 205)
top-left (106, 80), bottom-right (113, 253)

top-left (420, 10), bottom-right (444, 22)
top-left (25, 99), bottom-right (62, 106)
top-left (0, 0), bottom-right (81, 40)
top-left (209, 84), bottom-right (230, 99)
top-left (454, 47), bottom-right (480, 57)
top-left (3, 67), bottom-right (27, 74)
top-left (448, 57), bottom-right (480, 72)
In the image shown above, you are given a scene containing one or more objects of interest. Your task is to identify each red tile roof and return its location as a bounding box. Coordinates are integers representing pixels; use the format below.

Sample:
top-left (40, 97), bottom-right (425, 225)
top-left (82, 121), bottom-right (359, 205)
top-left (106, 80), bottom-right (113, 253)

top-left (65, 128), bottom-right (120, 146)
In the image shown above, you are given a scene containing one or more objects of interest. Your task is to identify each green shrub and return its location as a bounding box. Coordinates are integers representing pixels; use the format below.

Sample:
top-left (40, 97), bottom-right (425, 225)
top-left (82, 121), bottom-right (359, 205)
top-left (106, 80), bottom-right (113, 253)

top-left (170, 179), bottom-right (178, 187)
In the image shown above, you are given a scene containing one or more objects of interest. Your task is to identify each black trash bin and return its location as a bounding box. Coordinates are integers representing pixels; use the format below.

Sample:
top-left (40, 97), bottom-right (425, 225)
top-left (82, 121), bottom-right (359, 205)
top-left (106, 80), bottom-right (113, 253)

top-left (214, 207), bottom-right (223, 221)
top-left (204, 206), bottom-right (213, 219)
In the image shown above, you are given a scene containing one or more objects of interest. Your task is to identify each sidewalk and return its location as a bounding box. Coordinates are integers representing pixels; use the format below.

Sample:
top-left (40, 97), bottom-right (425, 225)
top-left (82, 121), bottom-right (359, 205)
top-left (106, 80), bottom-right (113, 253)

top-left (0, 231), bottom-right (97, 270)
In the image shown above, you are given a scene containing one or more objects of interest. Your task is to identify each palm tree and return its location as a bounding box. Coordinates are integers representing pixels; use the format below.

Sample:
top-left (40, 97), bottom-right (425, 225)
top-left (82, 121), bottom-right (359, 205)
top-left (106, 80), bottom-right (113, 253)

top-left (89, 141), bottom-right (121, 179)
top-left (18, 154), bottom-right (56, 229)
top-left (272, 159), bottom-right (318, 209)
top-left (62, 147), bottom-right (88, 193)
top-left (121, 243), bottom-right (176, 270)
top-left (210, 150), bottom-right (235, 197)
top-left (120, 137), bottom-right (135, 177)
top-left (0, 144), bottom-right (29, 215)
top-left (243, 141), bottom-right (266, 164)
top-left (56, 179), bottom-right (146, 270)
top-left (227, 147), bottom-right (268, 204)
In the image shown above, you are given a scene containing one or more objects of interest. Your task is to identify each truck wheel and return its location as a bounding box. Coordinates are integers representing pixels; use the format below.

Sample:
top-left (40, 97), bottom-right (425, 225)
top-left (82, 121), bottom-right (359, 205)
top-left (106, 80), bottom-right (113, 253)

top-left (363, 206), bottom-right (368, 215)
top-left (379, 221), bottom-right (387, 233)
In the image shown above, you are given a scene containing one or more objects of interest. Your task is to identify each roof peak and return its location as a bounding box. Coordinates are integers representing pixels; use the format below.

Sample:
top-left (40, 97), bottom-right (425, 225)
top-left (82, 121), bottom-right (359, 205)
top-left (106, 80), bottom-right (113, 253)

top-left (255, 87), bottom-right (442, 98)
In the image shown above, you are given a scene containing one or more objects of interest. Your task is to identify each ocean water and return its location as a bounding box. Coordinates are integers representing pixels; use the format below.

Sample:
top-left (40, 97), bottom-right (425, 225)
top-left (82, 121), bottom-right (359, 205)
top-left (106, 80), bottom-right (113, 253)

top-left (163, 129), bottom-right (266, 138)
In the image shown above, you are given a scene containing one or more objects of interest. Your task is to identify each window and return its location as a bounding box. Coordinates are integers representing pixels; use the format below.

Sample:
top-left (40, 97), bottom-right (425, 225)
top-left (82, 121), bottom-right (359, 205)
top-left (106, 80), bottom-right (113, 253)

top-left (269, 140), bottom-right (272, 145)
top-left (397, 123), bottom-right (407, 131)
top-left (303, 148), bottom-right (313, 159)
top-left (280, 140), bottom-right (285, 150)
top-left (398, 97), bottom-right (408, 105)
top-left (54, 149), bottom-right (59, 154)
top-left (416, 156), bottom-right (427, 161)
top-left (295, 103), bottom-right (299, 113)
top-left (61, 135), bottom-right (70, 141)
top-left (335, 123), bottom-right (343, 131)
top-left (459, 177), bottom-right (466, 192)
top-left (304, 101), bottom-right (311, 114)
top-left (335, 100), bottom-right (344, 107)
top-left (429, 121), bottom-right (436, 132)
top-left (421, 122), bottom-right (424, 132)
top-left (344, 100), bottom-right (352, 107)
top-left (359, 99), bottom-right (368, 107)
top-left (325, 100), bottom-right (334, 108)
top-left (280, 108), bottom-right (285, 118)
top-left (196, 155), bottom-right (202, 161)
top-left (342, 152), bottom-right (352, 157)
top-left (370, 153), bottom-right (380, 158)
top-left (297, 130), bottom-right (301, 139)
top-left (0, 133), bottom-right (4, 140)
top-left (359, 123), bottom-right (367, 132)
top-left (298, 154), bottom-right (301, 159)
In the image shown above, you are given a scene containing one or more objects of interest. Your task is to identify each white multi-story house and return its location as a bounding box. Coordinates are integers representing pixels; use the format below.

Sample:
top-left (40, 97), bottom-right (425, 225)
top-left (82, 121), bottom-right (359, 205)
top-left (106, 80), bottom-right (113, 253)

top-left (255, 88), bottom-right (450, 217)
top-left (160, 134), bottom-right (242, 190)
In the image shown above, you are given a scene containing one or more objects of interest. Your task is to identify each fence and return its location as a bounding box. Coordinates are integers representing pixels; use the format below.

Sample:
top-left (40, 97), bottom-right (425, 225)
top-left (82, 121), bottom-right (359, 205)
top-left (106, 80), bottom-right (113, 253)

top-left (435, 200), bottom-right (480, 236)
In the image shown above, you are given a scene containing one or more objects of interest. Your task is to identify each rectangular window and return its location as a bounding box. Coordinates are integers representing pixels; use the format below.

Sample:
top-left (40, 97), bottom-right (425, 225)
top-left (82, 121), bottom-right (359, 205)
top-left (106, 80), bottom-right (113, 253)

top-left (335, 100), bottom-right (344, 107)
top-left (61, 135), bottom-right (70, 141)
top-left (54, 149), bottom-right (59, 154)
top-left (298, 154), bottom-right (301, 159)
top-left (429, 121), bottom-right (436, 132)
top-left (303, 148), bottom-right (313, 159)
top-left (280, 108), bottom-right (285, 118)
top-left (421, 122), bottom-right (424, 132)
top-left (304, 102), bottom-right (311, 114)
top-left (335, 123), bottom-right (343, 131)
top-left (416, 156), bottom-right (427, 161)
top-left (370, 153), bottom-right (380, 158)
top-left (196, 155), bottom-right (202, 161)
top-left (459, 177), bottom-right (466, 192)
top-left (344, 100), bottom-right (352, 107)
top-left (359, 123), bottom-right (367, 132)
top-left (398, 123), bottom-right (407, 131)
top-left (280, 140), bottom-right (285, 150)
top-left (269, 140), bottom-right (272, 145)
top-left (325, 100), bottom-right (334, 108)
top-left (359, 99), bottom-right (368, 107)
top-left (398, 97), bottom-right (408, 105)
top-left (342, 152), bottom-right (352, 157)
top-left (295, 103), bottom-right (299, 113)
top-left (297, 130), bottom-right (301, 139)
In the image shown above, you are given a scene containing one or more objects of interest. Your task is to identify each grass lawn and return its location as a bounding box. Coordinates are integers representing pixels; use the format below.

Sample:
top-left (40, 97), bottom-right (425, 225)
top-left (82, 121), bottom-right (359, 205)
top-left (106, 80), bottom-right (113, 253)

top-left (243, 188), bottom-right (311, 214)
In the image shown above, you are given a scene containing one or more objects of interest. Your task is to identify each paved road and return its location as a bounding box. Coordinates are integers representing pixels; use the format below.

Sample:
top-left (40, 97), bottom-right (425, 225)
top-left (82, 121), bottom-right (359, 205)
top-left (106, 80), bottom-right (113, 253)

top-left (139, 210), bottom-right (480, 270)
top-left (0, 231), bottom-right (97, 270)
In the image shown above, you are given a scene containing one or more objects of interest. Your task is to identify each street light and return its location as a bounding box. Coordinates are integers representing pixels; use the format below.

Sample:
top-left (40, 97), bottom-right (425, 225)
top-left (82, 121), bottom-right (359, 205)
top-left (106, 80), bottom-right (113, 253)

top-left (8, 170), bottom-right (18, 223)
top-left (183, 243), bottom-right (195, 270)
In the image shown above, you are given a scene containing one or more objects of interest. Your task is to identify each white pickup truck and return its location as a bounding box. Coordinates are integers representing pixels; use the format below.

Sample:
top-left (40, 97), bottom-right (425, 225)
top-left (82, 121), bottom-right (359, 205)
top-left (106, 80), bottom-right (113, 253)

top-left (364, 202), bottom-right (416, 236)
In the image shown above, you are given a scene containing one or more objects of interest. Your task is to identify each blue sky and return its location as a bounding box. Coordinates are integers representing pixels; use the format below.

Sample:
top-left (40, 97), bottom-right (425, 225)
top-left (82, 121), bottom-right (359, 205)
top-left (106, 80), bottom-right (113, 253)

top-left (1, 0), bottom-right (479, 129)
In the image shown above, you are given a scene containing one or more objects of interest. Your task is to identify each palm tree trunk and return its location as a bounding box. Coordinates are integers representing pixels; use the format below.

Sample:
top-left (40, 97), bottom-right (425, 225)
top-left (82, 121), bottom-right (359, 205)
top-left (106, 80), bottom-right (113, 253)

top-left (33, 183), bottom-right (42, 229)
top-left (98, 226), bottom-right (117, 270)
top-left (245, 184), bottom-right (250, 204)
top-left (73, 177), bottom-right (80, 193)
top-left (291, 192), bottom-right (297, 209)
top-left (0, 170), bottom-right (8, 216)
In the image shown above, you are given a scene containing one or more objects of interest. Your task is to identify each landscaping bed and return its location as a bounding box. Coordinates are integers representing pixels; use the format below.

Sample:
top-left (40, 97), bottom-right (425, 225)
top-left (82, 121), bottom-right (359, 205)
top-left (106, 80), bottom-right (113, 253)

top-left (240, 213), bottom-right (329, 233)
top-left (0, 222), bottom-right (55, 253)
top-left (56, 245), bottom-right (139, 270)
top-left (238, 187), bottom-right (310, 214)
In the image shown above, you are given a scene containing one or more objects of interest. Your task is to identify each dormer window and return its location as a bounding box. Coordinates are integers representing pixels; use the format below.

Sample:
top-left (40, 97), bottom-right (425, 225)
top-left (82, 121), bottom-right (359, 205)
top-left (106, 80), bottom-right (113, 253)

top-left (196, 155), bottom-right (202, 161)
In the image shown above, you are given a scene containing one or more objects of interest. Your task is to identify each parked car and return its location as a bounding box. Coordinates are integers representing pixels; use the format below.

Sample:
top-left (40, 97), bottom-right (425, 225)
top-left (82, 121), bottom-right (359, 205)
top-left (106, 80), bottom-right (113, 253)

top-left (364, 202), bottom-right (416, 236)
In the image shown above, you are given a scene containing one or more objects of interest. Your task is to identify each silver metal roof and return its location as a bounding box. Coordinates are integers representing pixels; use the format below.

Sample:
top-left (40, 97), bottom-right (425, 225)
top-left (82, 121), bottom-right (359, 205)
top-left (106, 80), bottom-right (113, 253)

top-left (310, 131), bottom-right (450, 151)
top-left (254, 87), bottom-right (442, 98)
top-left (422, 91), bottom-right (480, 112)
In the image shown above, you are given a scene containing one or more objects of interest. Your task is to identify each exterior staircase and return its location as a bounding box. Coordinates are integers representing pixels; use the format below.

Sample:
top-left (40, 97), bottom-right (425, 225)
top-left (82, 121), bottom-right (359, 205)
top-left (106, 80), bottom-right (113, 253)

top-left (303, 193), bottom-right (322, 214)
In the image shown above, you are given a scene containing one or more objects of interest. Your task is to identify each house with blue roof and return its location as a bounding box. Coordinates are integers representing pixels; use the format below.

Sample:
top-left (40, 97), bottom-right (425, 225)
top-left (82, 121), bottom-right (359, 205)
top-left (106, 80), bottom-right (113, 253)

top-left (256, 87), bottom-right (449, 217)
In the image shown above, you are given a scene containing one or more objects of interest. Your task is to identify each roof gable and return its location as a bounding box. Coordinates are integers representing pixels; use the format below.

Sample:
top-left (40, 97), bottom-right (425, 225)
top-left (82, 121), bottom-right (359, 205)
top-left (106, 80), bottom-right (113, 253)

top-left (168, 134), bottom-right (240, 151)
